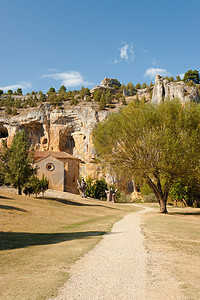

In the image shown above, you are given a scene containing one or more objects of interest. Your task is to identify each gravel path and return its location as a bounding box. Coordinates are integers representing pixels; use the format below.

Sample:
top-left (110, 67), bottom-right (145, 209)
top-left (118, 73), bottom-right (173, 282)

top-left (51, 207), bottom-right (153, 300)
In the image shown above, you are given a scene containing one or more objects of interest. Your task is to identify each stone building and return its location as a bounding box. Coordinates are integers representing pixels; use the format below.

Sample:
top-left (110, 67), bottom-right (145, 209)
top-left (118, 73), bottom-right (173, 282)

top-left (35, 151), bottom-right (82, 194)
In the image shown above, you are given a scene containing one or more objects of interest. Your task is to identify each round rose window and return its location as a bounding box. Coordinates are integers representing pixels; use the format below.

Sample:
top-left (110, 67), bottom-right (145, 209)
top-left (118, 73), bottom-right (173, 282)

top-left (46, 163), bottom-right (55, 171)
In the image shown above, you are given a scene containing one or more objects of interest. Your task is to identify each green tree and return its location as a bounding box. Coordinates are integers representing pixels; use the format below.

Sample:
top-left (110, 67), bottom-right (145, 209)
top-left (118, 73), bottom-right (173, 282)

top-left (135, 83), bottom-right (141, 89)
top-left (126, 82), bottom-right (134, 91)
top-left (184, 70), bottom-right (200, 84)
top-left (39, 174), bottom-right (49, 197)
top-left (93, 89), bottom-right (102, 102)
top-left (58, 85), bottom-right (67, 94)
top-left (141, 83), bottom-right (147, 89)
top-left (86, 177), bottom-right (107, 199)
top-left (105, 90), bottom-right (114, 104)
top-left (176, 75), bottom-right (181, 82)
top-left (0, 131), bottom-right (35, 194)
top-left (17, 88), bottom-right (23, 95)
top-left (23, 174), bottom-right (48, 197)
top-left (98, 92), bottom-right (106, 110)
top-left (93, 99), bottom-right (200, 213)
top-left (80, 86), bottom-right (90, 98)
top-left (7, 90), bottom-right (13, 95)
top-left (0, 90), bottom-right (3, 96)
top-left (47, 87), bottom-right (56, 94)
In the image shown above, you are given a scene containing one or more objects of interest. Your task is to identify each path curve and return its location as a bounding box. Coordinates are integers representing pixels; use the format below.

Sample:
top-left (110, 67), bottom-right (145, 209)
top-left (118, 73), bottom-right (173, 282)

top-left (50, 206), bottom-right (152, 300)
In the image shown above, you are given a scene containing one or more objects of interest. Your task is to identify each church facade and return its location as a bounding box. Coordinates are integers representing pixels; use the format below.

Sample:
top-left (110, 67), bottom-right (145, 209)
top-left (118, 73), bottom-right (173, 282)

top-left (35, 151), bottom-right (81, 194)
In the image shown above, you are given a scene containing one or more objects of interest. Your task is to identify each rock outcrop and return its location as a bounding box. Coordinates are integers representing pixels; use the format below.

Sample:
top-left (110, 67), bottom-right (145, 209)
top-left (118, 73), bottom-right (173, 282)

top-left (0, 103), bottom-right (110, 180)
top-left (100, 78), bottom-right (121, 89)
top-left (90, 78), bottom-right (121, 94)
top-left (152, 75), bottom-right (200, 103)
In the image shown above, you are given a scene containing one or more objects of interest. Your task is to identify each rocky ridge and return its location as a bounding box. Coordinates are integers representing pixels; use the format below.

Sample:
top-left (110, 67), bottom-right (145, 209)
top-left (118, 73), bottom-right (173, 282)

top-left (152, 75), bottom-right (200, 103)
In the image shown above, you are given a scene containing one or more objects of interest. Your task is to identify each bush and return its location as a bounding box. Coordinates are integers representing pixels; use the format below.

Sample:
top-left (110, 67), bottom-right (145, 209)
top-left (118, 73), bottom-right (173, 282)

top-left (142, 193), bottom-right (157, 203)
top-left (86, 177), bottom-right (108, 200)
top-left (115, 190), bottom-right (132, 203)
top-left (70, 97), bottom-right (78, 105)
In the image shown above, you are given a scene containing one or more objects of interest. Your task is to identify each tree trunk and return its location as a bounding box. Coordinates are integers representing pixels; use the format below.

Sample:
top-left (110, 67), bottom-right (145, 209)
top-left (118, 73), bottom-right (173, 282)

top-left (18, 184), bottom-right (22, 195)
top-left (159, 197), bottom-right (168, 213)
top-left (146, 175), bottom-right (168, 213)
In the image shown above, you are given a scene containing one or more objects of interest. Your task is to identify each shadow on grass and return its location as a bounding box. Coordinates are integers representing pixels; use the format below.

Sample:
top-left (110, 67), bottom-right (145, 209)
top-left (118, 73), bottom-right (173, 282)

top-left (45, 197), bottom-right (117, 210)
top-left (0, 195), bottom-right (13, 200)
top-left (0, 230), bottom-right (110, 251)
top-left (169, 211), bottom-right (200, 216)
top-left (0, 204), bottom-right (28, 212)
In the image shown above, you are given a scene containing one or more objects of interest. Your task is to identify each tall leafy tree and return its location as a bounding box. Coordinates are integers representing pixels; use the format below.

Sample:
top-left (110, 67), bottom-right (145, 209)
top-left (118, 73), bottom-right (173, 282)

top-left (93, 99), bottom-right (200, 213)
top-left (0, 130), bottom-right (35, 194)
top-left (184, 70), bottom-right (200, 84)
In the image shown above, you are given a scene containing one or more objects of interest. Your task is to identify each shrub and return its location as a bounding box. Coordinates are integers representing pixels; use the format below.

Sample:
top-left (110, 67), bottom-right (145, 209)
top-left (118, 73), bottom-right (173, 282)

top-left (115, 190), bottom-right (132, 203)
top-left (142, 193), bottom-right (157, 203)
top-left (86, 177), bottom-right (108, 200)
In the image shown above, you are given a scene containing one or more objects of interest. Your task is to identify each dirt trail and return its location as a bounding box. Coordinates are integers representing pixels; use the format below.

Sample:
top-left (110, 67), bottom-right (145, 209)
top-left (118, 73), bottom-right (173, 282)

top-left (50, 206), bottom-right (181, 300)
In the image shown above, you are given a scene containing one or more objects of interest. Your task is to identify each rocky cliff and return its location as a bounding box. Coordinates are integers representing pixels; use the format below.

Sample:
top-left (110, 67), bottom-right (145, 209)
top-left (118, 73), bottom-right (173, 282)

top-left (0, 103), bottom-right (110, 179)
top-left (152, 75), bottom-right (200, 103)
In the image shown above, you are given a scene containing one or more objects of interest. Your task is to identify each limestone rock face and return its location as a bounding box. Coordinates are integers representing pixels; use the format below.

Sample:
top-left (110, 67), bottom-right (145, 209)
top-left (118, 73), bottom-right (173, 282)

top-left (152, 75), bottom-right (200, 103)
top-left (0, 103), bottom-right (111, 179)
top-left (100, 78), bottom-right (121, 88)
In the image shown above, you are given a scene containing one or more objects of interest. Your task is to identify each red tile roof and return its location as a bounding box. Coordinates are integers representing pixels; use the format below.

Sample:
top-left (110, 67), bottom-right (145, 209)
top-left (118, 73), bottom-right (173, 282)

top-left (35, 151), bottom-right (82, 161)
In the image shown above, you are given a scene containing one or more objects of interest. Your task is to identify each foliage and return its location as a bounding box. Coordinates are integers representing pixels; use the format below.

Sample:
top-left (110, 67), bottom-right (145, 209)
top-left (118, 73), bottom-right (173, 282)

top-left (98, 92), bottom-right (106, 110)
top-left (58, 85), bottom-right (66, 94)
top-left (141, 83), bottom-right (147, 89)
top-left (17, 88), bottom-right (23, 95)
top-left (0, 89), bottom-right (3, 95)
top-left (70, 97), bottom-right (78, 105)
top-left (142, 193), bottom-right (157, 203)
top-left (93, 99), bottom-right (200, 213)
top-left (105, 90), bottom-right (114, 104)
top-left (126, 82), bottom-right (134, 91)
top-left (169, 179), bottom-right (200, 207)
top-left (47, 87), bottom-right (56, 94)
top-left (23, 174), bottom-right (48, 197)
top-left (176, 75), bottom-right (181, 82)
top-left (0, 131), bottom-right (36, 194)
top-left (93, 89), bottom-right (102, 102)
top-left (114, 190), bottom-right (132, 203)
top-left (135, 83), bottom-right (141, 89)
top-left (184, 70), bottom-right (200, 84)
top-left (7, 90), bottom-right (13, 95)
top-left (86, 176), bottom-right (108, 199)
top-left (115, 92), bottom-right (123, 101)
top-left (80, 86), bottom-right (90, 98)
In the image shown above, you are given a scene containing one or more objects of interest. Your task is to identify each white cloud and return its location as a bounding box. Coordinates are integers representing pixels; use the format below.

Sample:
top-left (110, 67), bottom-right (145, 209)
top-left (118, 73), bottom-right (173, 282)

top-left (0, 81), bottom-right (32, 91)
top-left (144, 68), bottom-right (170, 79)
top-left (42, 71), bottom-right (93, 87)
top-left (119, 42), bottom-right (135, 62)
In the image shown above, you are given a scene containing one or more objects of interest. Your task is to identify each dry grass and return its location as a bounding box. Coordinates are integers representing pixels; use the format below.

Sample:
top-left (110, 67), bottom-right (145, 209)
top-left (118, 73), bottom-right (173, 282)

top-left (0, 190), bottom-right (139, 300)
top-left (142, 204), bottom-right (200, 299)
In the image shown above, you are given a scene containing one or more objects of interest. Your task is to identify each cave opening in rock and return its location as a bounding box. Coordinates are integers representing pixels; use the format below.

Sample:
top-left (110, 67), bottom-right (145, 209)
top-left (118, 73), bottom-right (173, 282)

top-left (18, 122), bottom-right (44, 148)
top-left (59, 130), bottom-right (75, 155)
top-left (0, 124), bottom-right (8, 138)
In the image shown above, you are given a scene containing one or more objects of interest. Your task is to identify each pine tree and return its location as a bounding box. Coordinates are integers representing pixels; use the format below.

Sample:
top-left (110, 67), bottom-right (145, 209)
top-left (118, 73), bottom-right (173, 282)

top-left (0, 131), bottom-right (35, 194)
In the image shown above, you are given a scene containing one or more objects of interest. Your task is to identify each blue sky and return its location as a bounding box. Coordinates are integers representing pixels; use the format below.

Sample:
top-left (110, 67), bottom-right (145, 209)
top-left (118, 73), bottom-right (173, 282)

top-left (0, 0), bottom-right (200, 93)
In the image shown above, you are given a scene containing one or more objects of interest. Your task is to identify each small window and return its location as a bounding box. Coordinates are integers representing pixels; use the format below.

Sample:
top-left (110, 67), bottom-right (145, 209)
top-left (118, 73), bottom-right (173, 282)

top-left (46, 163), bottom-right (55, 171)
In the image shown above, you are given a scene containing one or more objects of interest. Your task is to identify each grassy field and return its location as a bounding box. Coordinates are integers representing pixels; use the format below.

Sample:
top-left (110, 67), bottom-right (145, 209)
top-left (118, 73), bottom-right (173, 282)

top-left (0, 190), bottom-right (139, 300)
top-left (142, 204), bottom-right (200, 299)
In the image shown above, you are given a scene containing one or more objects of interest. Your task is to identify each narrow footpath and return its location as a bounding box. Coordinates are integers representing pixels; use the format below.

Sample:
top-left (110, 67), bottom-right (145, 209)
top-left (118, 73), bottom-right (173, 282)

top-left (50, 206), bottom-right (181, 300)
